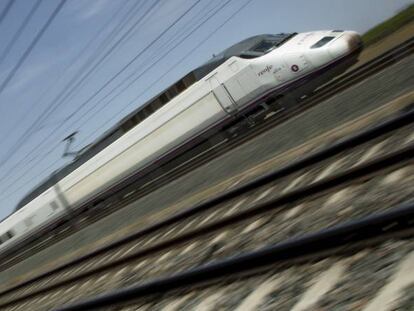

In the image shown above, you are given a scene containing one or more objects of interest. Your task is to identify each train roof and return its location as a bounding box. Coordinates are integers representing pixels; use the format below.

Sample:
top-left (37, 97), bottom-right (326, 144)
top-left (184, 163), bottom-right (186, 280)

top-left (193, 33), bottom-right (296, 77)
top-left (14, 33), bottom-right (296, 212)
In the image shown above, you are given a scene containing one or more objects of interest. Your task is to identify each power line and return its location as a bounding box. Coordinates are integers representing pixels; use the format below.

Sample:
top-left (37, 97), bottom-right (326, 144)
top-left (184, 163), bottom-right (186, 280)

top-left (69, 0), bottom-right (233, 141)
top-left (3, 0), bottom-right (233, 188)
top-left (0, 0), bottom-right (252, 203)
top-left (51, 0), bottom-right (206, 135)
top-left (35, 0), bottom-right (161, 128)
top-left (60, 1), bottom-right (224, 138)
top-left (0, 0), bottom-right (139, 181)
top-left (0, 0), bottom-right (199, 176)
top-left (47, 0), bottom-right (200, 128)
top-left (0, 0), bottom-right (43, 67)
top-left (0, 0), bottom-right (153, 167)
top-left (0, 0), bottom-right (162, 169)
top-left (78, 0), bottom-right (248, 146)
top-left (0, 0), bottom-right (139, 163)
top-left (32, 0), bottom-right (151, 131)
top-left (0, 0), bottom-right (14, 28)
top-left (0, 0), bottom-right (195, 184)
top-left (20, 0), bottom-right (135, 134)
top-left (0, 0), bottom-right (67, 100)
top-left (0, 0), bottom-right (201, 190)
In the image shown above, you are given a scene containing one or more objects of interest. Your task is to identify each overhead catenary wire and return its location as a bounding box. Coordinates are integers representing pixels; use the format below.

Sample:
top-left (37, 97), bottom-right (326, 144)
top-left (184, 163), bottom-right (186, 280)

top-left (18, 0), bottom-right (140, 132)
top-left (0, 0), bottom-right (14, 28)
top-left (0, 0), bottom-right (203, 185)
top-left (0, 0), bottom-right (195, 176)
top-left (110, 0), bottom-right (205, 59)
top-left (0, 0), bottom-right (164, 174)
top-left (0, 0), bottom-right (144, 183)
top-left (0, 0), bottom-right (67, 100)
top-left (62, 0), bottom-right (227, 140)
top-left (40, 0), bottom-right (202, 132)
top-left (0, 0), bottom-right (144, 167)
top-left (0, 0), bottom-right (43, 67)
top-left (77, 0), bottom-right (251, 147)
top-left (0, 0), bottom-right (246, 200)
top-left (29, 0), bottom-right (154, 134)
top-left (0, 0), bottom-right (251, 205)
top-left (0, 0), bottom-right (144, 158)
top-left (72, 0), bottom-right (237, 144)
top-left (0, 0), bottom-right (204, 199)
top-left (2, 0), bottom-right (226, 182)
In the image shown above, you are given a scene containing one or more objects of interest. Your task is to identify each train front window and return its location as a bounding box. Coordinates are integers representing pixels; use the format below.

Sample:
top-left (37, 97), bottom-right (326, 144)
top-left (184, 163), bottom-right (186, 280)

top-left (311, 36), bottom-right (335, 48)
top-left (239, 33), bottom-right (297, 59)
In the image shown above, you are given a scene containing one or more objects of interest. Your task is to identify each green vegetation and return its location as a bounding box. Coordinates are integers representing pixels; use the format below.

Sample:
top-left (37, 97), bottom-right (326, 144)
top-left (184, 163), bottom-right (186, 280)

top-left (362, 4), bottom-right (414, 46)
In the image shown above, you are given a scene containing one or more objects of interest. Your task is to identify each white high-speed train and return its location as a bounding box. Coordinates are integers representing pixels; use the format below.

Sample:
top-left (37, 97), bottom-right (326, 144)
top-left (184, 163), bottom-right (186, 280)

top-left (0, 30), bottom-right (362, 253)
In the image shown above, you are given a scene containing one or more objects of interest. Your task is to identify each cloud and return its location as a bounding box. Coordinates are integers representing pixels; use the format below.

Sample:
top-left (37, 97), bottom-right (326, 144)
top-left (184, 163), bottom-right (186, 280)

top-left (5, 62), bottom-right (51, 94)
top-left (71, 0), bottom-right (112, 21)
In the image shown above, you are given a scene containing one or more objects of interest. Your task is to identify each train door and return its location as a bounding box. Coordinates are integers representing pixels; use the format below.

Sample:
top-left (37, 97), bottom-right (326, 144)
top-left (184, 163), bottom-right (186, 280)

top-left (208, 75), bottom-right (238, 115)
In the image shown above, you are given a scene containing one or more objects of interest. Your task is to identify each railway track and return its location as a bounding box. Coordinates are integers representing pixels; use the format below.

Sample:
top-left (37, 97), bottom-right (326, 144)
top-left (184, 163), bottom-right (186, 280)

top-left (56, 204), bottom-right (414, 311)
top-left (0, 104), bottom-right (413, 310)
top-left (1, 36), bottom-right (413, 273)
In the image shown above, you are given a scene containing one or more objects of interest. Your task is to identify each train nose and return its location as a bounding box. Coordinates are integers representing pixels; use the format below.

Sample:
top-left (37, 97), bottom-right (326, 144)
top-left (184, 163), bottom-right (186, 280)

top-left (328, 32), bottom-right (362, 59)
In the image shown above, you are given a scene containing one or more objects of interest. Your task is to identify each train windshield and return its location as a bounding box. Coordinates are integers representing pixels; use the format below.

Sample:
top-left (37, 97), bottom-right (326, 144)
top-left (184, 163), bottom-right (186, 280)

top-left (194, 33), bottom-right (297, 78)
top-left (239, 33), bottom-right (297, 58)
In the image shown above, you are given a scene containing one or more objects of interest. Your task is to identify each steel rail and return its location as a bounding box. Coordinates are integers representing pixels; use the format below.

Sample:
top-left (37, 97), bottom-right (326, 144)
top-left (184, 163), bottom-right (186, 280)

top-left (0, 108), bottom-right (413, 308)
top-left (0, 36), bottom-right (412, 270)
top-left (55, 201), bottom-right (414, 310)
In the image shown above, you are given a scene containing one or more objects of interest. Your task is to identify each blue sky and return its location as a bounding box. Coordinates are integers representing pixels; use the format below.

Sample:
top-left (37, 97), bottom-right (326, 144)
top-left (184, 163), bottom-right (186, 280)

top-left (0, 0), bottom-right (412, 220)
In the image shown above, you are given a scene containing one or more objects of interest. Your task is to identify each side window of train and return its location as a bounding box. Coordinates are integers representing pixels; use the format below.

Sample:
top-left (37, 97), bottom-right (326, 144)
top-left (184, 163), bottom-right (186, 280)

top-left (6, 230), bottom-right (14, 239)
top-left (0, 231), bottom-right (14, 243)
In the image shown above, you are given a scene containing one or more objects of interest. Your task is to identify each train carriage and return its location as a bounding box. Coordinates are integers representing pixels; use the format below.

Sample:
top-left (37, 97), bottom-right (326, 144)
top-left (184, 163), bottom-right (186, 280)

top-left (0, 30), bottom-right (362, 253)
